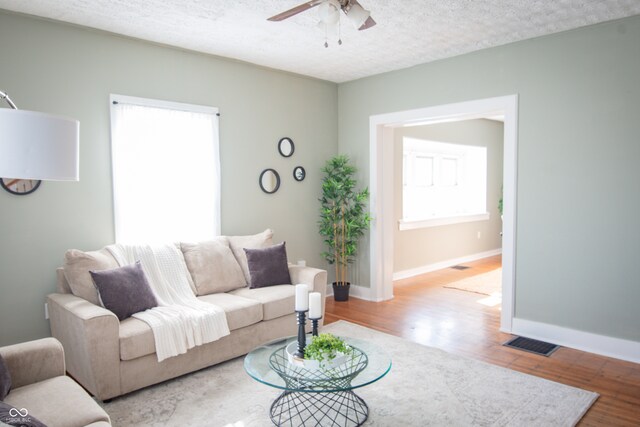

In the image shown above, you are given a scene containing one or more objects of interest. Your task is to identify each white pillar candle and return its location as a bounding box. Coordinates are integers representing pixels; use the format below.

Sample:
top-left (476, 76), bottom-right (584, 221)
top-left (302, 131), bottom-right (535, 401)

top-left (295, 284), bottom-right (309, 311)
top-left (309, 292), bottom-right (322, 319)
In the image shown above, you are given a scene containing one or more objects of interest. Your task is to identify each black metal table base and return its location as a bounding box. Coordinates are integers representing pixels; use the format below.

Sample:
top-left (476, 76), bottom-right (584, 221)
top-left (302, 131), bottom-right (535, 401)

top-left (270, 390), bottom-right (369, 427)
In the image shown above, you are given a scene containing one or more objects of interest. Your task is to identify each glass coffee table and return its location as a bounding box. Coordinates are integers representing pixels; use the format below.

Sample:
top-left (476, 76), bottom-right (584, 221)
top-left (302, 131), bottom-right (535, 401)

top-left (244, 335), bottom-right (391, 427)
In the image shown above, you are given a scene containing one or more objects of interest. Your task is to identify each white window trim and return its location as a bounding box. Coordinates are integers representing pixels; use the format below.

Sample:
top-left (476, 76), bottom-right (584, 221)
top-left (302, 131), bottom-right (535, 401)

top-left (398, 212), bottom-right (490, 231)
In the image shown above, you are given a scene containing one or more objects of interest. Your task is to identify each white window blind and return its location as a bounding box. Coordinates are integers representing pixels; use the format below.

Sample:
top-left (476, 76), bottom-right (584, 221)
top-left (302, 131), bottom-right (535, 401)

top-left (110, 95), bottom-right (220, 244)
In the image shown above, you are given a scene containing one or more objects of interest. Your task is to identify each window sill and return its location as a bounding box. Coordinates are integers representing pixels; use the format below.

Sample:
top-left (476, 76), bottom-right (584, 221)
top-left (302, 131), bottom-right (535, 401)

top-left (399, 212), bottom-right (490, 231)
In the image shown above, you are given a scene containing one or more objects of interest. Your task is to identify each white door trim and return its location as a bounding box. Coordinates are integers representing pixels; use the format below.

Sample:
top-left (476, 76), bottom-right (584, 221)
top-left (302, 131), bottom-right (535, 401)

top-left (368, 95), bottom-right (519, 332)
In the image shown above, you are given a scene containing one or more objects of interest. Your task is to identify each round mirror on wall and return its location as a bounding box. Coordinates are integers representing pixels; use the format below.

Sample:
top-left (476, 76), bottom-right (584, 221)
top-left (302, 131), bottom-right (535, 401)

top-left (259, 169), bottom-right (281, 194)
top-left (293, 166), bottom-right (306, 182)
top-left (278, 137), bottom-right (295, 157)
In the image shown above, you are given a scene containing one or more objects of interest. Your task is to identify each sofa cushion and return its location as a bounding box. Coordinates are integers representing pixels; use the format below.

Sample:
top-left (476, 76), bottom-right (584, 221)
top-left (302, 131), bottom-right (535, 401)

top-left (4, 376), bottom-right (110, 427)
top-left (244, 242), bottom-right (292, 289)
top-left (228, 229), bottom-right (273, 285)
top-left (181, 238), bottom-right (246, 295)
top-left (0, 401), bottom-right (47, 427)
top-left (229, 285), bottom-right (295, 321)
top-left (90, 261), bottom-right (158, 321)
top-left (63, 248), bottom-right (119, 306)
top-left (118, 294), bottom-right (263, 361)
top-left (197, 294), bottom-right (263, 330)
top-left (0, 354), bottom-right (10, 400)
top-left (118, 318), bottom-right (156, 361)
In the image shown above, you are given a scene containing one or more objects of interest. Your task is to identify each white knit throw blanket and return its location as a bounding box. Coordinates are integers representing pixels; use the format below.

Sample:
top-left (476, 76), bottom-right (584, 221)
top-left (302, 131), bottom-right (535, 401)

top-left (107, 244), bottom-right (230, 362)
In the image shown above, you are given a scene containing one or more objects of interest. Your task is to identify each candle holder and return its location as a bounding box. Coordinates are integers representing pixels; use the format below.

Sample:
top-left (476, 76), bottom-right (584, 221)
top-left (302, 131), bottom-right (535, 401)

top-left (309, 316), bottom-right (322, 337)
top-left (294, 310), bottom-right (307, 359)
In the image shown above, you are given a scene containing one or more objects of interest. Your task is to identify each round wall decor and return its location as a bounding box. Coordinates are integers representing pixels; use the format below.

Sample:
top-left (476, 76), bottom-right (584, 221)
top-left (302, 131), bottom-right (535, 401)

top-left (278, 137), bottom-right (295, 157)
top-left (1, 178), bottom-right (42, 195)
top-left (293, 166), bottom-right (306, 182)
top-left (259, 169), bottom-right (281, 194)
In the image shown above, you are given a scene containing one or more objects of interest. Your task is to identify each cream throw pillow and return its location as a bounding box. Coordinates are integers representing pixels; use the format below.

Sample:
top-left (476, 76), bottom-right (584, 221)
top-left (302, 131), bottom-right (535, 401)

top-left (181, 237), bottom-right (246, 295)
top-left (63, 248), bottom-right (119, 305)
top-left (228, 229), bottom-right (274, 284)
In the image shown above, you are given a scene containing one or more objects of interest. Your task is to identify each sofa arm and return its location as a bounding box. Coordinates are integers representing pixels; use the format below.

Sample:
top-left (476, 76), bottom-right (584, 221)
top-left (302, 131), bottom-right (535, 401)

top-left (47, 293), bottom-right (121, 400)
top-left (289, 265), bottom-right (328, 321)
top-left (0, 338), bottom-right (65, 389)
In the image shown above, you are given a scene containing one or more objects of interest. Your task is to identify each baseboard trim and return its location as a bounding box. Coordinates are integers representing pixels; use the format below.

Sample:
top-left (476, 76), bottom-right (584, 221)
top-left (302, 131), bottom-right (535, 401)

top-left (392, 248), bottom-right (503, 281)
top-left (511, 318), bottom-right (640, 364)
top-left (325, 283), bottom-right (382, 302)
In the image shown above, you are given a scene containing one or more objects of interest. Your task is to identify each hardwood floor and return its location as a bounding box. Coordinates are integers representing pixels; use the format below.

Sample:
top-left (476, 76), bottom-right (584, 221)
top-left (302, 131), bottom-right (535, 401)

top-left (324, 256), bottom-right (640, 426)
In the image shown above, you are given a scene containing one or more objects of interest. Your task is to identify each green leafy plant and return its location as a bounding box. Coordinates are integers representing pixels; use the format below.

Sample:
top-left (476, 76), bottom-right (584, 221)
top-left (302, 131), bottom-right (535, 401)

top-left (319, 155), bottom-right (372, 286)
top-left (304, 333), bottom-right (352, 363)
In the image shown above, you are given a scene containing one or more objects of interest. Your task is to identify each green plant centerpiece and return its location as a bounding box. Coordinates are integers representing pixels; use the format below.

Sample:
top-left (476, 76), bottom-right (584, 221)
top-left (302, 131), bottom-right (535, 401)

top-left (304, 333), bottom-right (352, 369)
top-left (319, 155), bottom-right (372, 301)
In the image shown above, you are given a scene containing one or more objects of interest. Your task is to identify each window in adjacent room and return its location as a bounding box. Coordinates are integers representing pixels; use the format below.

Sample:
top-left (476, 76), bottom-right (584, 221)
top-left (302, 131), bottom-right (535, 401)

top-left (110, 95), bottom-right (220, 244)
top-left (401, 137), bottom-right (488, 230)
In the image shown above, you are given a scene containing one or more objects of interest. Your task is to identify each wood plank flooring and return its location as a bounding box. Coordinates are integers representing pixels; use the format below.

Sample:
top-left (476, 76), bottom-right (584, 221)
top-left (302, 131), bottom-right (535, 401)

top-left (324, 255), bottom-right (640, 426)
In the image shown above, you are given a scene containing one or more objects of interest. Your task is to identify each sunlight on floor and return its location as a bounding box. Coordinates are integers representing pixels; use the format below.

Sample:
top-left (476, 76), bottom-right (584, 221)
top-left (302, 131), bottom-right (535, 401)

top-left (477, 292), bottom-right (502, 307)
top-left (408, 318), bottom-right (461, 347)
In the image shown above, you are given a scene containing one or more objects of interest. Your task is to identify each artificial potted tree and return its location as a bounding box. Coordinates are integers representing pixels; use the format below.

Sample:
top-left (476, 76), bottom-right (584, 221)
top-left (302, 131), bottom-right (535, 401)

top-left (319, 155), bottom-right (372, 301)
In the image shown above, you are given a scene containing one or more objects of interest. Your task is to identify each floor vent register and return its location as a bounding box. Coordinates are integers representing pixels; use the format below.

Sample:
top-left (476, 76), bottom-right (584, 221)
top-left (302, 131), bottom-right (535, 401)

top-left (503, 336), bottom-right (560, 357)
top-left (450, 265), bottom-right (471, 270)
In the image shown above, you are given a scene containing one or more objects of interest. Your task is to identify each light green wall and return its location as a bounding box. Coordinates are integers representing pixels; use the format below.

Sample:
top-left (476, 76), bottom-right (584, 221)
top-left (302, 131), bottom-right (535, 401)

top-left (338, 16), bottom-right (640, 342)
top-left (2, 10), bottom-right (639, 347)
top-left (0, 11), bottom-right (338, 346)
top-left (394, 120), bottom-right (504, 272)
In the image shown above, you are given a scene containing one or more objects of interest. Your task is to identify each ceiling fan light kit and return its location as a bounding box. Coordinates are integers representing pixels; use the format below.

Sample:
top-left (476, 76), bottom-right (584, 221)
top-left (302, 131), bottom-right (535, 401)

top-left (268, 0), bottom-right (375, 47)
top-left (318, 0), bottom-right (342, 47)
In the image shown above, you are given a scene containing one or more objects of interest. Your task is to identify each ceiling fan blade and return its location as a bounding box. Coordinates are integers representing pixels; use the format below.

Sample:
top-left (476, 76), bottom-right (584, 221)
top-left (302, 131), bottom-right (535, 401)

top-left (358, 16), bottom-right (376, 30)
top-left (268, 0), bottom-right (324, 22)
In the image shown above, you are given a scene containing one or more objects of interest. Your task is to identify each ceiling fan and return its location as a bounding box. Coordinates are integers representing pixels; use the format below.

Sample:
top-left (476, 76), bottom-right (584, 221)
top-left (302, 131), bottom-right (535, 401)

top-left (268, 0), bottom-right (376, 31)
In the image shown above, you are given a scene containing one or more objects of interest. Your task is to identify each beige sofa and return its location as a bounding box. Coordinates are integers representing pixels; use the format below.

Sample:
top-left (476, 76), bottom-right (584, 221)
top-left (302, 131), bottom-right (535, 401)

top-left (0, 338), bottom-right (111, 426)
top-left (46, 231), bottom-right (327, 401)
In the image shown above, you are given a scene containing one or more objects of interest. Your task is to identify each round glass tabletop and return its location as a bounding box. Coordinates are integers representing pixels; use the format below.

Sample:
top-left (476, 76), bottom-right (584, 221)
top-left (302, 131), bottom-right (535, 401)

top-left (244, 335), bottom-right (391, 393)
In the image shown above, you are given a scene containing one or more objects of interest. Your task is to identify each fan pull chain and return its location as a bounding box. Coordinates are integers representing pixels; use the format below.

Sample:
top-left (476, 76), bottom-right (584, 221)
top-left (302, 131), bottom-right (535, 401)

top-left (338, 19), bottom-right (342, 45)
top-left (324, 23), bottom-right (329, 48)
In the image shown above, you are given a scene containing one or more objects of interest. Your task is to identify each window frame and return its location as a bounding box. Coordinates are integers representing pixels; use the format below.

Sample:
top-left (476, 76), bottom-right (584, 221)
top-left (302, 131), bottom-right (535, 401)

top-left (400, 137), bottom-right (489, 230)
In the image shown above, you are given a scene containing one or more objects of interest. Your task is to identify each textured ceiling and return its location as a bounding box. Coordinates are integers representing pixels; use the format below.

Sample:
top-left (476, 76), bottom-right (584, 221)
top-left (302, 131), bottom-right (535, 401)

top-left (1, 0), bottom-right (639, 83)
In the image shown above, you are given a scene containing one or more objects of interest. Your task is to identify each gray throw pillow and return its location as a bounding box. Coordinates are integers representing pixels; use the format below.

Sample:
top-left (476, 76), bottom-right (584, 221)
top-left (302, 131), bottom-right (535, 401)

top-left (228, 229), bottom-right (274, 284)
top-left (244, 242), bottom-right (292, 289)
top-left (0, 354), bottom-right (10, 400)
top-left (90, 261), bottom-right (158, 321)
top-left (0, 401), bottom-right (48, 426)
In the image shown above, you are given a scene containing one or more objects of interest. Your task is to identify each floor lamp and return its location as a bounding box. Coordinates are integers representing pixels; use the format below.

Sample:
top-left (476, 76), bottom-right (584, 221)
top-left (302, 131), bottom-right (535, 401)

top-left (0, 89), bottom-right (79, 183)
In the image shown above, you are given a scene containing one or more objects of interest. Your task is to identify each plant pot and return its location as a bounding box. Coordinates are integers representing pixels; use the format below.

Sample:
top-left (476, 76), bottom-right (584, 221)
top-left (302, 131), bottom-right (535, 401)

top-left (333, 282), bottom-right (351, 302)
top-left (285, 341), bottom-right (348, 371)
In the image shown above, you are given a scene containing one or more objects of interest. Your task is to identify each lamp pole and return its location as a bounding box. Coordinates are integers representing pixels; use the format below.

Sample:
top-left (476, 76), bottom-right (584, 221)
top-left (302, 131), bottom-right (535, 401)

top-left (0, 90), bottom-right (18, 109)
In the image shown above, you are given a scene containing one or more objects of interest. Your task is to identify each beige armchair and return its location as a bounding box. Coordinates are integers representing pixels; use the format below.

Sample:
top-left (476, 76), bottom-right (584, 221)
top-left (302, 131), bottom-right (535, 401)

top-left (0, 338), bottom-right (110, 427)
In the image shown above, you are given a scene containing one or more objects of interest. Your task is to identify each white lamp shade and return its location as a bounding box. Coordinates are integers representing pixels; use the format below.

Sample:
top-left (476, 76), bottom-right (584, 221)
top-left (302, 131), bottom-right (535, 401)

top-left (0, 109), bottom-right (79, 181)
top-left (318, 0), bottom-right (341, 25)
top-left (346, 3), bottom-right (370, 29)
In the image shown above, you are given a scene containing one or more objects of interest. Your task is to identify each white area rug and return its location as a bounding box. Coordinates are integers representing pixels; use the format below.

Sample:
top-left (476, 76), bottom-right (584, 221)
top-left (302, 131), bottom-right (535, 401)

top-left (102, 321), bottom-right (597, 426)
top-left (444, 268), bottom-right (502, 296)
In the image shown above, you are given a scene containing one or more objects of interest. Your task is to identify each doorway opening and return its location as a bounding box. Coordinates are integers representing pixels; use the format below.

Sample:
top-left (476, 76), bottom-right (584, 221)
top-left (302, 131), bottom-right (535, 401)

top-left (395, 118), bottom-right (504, 310)
top-left (368, 95), bottom-right (518, 333)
